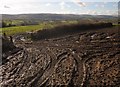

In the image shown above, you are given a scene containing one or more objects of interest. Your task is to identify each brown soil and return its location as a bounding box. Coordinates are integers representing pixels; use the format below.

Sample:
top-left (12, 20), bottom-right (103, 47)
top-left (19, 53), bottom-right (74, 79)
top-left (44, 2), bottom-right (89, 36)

top-left (1, 26), bottom-right (120, 87)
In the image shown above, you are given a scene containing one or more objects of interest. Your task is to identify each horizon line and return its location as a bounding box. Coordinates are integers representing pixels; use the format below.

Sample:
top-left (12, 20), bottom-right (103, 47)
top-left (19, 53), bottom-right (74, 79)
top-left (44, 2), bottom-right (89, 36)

top-left (1, 13), bottom-right (118, 16)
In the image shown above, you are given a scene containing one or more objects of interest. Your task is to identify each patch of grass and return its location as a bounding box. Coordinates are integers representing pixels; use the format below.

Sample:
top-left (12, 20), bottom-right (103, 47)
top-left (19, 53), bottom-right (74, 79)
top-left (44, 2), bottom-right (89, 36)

top-left (0, 20), bottom-right (80, 36)
top-left (0, 23), bottom-right (55, 35)
top-left (1, 25), bottom-right (41, 35)
top-left (113, 24), bottom-right (120, 26)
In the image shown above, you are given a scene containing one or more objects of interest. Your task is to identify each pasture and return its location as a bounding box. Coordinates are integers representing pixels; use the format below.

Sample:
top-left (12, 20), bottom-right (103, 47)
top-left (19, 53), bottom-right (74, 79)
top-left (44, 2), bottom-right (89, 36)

top-left (0, 20), bottom-right (79, 35)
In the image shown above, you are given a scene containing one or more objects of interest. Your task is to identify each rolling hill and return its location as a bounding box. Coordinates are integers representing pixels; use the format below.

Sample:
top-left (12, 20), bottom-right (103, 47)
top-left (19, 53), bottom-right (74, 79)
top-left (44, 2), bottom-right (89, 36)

top-left (1, 14), bottom-right (118, 21)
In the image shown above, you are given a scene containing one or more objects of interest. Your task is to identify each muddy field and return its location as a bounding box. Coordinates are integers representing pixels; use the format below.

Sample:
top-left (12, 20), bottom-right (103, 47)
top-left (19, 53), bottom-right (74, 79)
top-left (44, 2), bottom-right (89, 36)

top-left (1, 26), bottom-right (120, 86)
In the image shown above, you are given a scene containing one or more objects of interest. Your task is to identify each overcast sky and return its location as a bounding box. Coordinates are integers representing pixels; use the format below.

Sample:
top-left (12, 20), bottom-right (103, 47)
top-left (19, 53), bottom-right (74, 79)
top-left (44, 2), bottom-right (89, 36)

top-left (0, 0), bottom-right (119, 15)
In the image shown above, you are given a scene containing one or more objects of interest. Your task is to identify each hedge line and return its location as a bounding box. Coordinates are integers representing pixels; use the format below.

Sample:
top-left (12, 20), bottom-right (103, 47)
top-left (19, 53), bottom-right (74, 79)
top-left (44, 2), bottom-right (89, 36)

top-left (31, 22), bottom-right (113, 40)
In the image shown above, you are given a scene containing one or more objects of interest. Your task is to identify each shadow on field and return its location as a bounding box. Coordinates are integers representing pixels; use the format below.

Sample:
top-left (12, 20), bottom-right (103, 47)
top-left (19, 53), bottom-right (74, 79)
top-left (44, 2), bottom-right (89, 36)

top-left (31, 22), bottom-right (113, 40)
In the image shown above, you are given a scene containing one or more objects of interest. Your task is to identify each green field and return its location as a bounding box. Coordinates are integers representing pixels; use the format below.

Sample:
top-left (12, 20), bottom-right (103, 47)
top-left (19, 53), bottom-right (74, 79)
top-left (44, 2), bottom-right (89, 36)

top-left (1, 25), bottom-right (42, 35)
top-left (0, 20), bottom-right (79, 35)
top-left (113, 23), bottom-right (120, 26)
top-left (0, 22), bottom-right (57, 35)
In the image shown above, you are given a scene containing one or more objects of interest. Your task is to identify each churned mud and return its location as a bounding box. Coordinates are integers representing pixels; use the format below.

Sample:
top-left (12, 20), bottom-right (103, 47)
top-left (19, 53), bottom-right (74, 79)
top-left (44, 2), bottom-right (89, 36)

top-left (1, 26), bottom-right (120, 86)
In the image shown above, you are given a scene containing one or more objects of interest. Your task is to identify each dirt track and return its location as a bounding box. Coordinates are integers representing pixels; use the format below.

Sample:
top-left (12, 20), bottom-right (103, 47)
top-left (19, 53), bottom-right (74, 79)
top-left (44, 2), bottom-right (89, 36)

top-left (1, 26), bottom-right (120, 86)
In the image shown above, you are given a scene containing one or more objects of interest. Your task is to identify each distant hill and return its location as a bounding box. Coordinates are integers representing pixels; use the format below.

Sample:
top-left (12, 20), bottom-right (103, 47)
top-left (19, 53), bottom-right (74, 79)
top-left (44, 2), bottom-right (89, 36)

top-left (1, 14), bottom-right (118, 21)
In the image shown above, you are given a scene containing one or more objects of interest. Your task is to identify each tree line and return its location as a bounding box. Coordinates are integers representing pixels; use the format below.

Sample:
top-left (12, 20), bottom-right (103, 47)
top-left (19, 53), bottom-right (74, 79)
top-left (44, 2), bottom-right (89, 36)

top-left (1, 20), bottom-right (39, 28)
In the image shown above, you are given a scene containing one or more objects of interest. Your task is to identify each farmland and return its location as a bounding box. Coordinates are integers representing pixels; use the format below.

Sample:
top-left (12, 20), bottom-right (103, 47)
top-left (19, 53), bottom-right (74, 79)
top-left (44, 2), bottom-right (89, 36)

top-left (1, 25), bottom-right (120, 86)
top-left (1, 14), bottom-right (120, 86)
top-left (1, 14), bottom-right (118, 35)
top-left (0, 20), bottom-right (80, 35)
top-left (1, 25), bottom-right (41, 35)
top-left (1, 20), bottom-right (119, 36)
